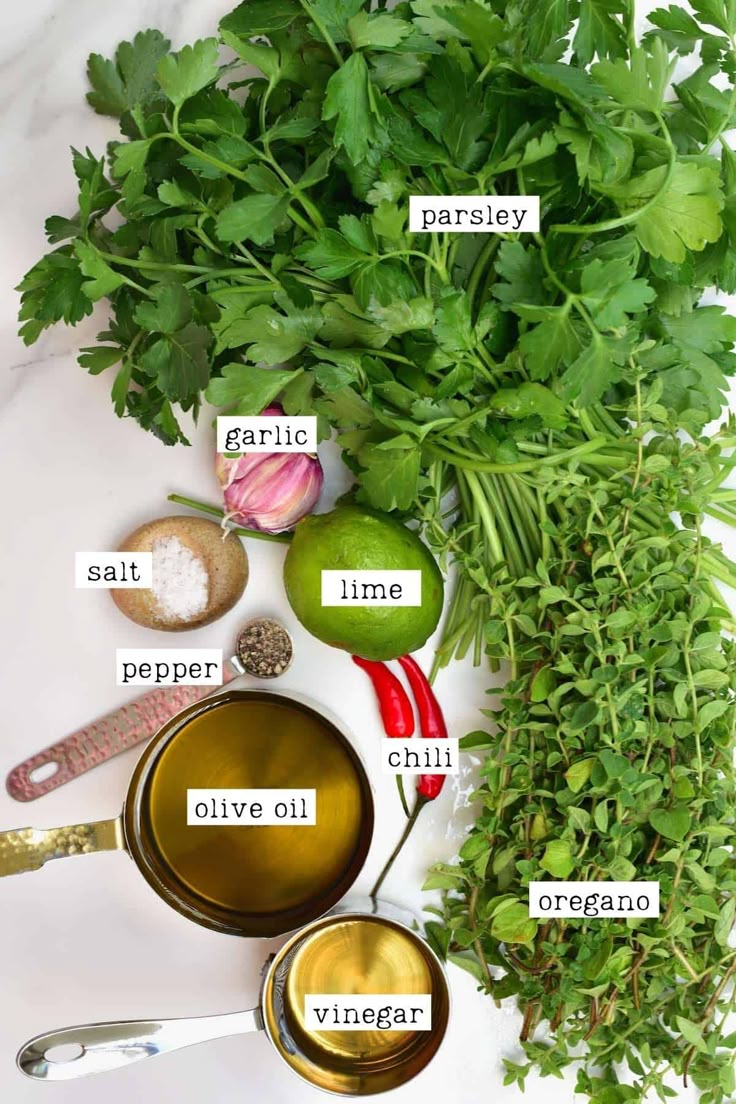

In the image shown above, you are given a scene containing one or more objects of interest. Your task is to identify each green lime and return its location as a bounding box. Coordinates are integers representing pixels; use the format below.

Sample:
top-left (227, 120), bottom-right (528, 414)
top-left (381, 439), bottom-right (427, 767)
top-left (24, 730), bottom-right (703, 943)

top-left (283, 505), bottom-right (444, 661)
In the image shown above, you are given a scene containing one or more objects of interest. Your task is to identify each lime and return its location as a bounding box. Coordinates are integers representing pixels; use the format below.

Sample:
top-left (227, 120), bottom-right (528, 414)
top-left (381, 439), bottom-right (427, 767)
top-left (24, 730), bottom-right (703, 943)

top-left (283, 505), bottom-right (444, 661)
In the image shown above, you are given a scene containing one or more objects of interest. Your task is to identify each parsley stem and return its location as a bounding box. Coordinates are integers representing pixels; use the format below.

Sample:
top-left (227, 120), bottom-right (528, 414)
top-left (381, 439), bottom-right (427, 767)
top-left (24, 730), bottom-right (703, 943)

top-left (288, 204), bottom-right (316, 235)
top-left (347, 346), bottom-right (416, 365)
top-left (383, 249), bottom-right (448, 280)
top-left (96, 251), bottom-right (210, 274)
top-left (172, 109), bottom-right (250, 182)
top-left (234, 243), bottom-right (279, 285)
top-left (297, 0), bottom-right (343, 67)
top-left (191, 226), bottom-right (229, 260)
top-left (287, 187), bottom-right (325, 231)
top-left (259, 81), bottom-right (273, 141)
top-left (463, 471), bottom-right (504, 563)
top-left (480, 473), bottom-right (528, 575)
top-left (426, 437), bottom-right (612, 473)
top-left (171, 110), bottom-right (318, 239)
top-left (261, 152), bottom-right (325, 229)
top-left (466, 236), bottom-right (500, 310)
top-left (710, 38), bottom-right (736, 149)
top-left (118, 273), bottom-right (156, 299)
top-left (184, 270), bottom-right (269, 290)
top-left (434, 404), bottom-right (498, 437)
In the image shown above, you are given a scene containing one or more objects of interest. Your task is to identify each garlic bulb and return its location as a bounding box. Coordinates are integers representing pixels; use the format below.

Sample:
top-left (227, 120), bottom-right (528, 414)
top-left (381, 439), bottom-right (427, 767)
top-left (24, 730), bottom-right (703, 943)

top-left (216, 406), bottom-right (323, 533)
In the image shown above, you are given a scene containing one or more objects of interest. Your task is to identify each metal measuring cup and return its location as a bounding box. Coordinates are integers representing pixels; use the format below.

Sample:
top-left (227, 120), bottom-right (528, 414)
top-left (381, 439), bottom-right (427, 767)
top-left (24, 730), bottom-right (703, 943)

top-left (6, 618), bottom-right (292, 802)
top-left (16, 901), bottom-right (451, 1096)
top-left (0, 690), bottom-right (374, 938)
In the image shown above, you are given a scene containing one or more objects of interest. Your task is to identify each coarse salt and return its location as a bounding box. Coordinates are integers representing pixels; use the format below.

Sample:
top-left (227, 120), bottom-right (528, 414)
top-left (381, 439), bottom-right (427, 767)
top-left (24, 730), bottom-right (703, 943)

top-left (151, 536), bottom-right (209, 623)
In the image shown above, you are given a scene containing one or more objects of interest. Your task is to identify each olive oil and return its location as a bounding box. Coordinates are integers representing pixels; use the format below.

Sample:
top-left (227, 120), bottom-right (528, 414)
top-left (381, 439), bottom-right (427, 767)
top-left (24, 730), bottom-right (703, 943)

top-left (136, 694), bottom-right (372, 935)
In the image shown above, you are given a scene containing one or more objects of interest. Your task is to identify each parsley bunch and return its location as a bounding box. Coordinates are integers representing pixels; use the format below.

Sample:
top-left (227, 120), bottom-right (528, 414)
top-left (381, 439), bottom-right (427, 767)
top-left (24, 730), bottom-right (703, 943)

top-left (16, 1), bottom-right (736, 1099)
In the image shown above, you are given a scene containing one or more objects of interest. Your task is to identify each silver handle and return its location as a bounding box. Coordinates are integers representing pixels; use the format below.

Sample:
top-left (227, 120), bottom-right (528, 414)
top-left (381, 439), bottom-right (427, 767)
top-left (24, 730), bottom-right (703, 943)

top-left (17, 1008), bottom-right (264, 1080)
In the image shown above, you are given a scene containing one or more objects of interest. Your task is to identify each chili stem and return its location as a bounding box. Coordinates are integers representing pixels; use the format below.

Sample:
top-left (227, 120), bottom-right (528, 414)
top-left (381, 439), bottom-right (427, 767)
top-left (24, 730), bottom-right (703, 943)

top-left (396, 775), bottom-right (411, 818)
top-left (370, 795), bottom-right (428, 901)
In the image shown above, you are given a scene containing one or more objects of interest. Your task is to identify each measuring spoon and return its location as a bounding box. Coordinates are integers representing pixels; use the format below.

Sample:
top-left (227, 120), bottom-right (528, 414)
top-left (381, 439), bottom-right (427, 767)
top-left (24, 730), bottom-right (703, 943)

top-left (6, 620), bottom-right (291, 801)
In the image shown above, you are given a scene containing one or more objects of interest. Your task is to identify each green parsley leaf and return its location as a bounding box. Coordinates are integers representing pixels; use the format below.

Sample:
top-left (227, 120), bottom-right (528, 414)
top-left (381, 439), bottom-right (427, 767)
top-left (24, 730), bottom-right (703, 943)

top-left (78, 346), bottom-right (124, 375)
top-left (220, 31), bottom-right (283, 83)
top-left (519, 308), bottom-right (581, 380)
top-left (358, 439), bottom-right (421, 511)
top-left (323, 52), bottom-right (379, 165)
top-left (296, 227), bottom-right (372, 278)
top-left (219, 0), bottom-right (301, 36)
top-left (17, 249), bottom-right (92, 343)
top-left (410, 0), bottom-right (466, 39)
top-left (178, 89), bottom-right (247, 137)
top-left (140, 322), bottom-right (212, 401)
top-left (579, 256), bottom-right (656, 328)
top-left (370, 52), bottom-right (427, 92)
top-left (489, 383), bottom-right (568, 429)
top-left (180, 135), bottom-right (256, 178)
top-left (308, 0), bottom-right (364, 39)
top-left (433, 289), bottom-right (484, 352)
top-left (408, 48), bottom-right (490, 169)
top-left (157, 179), bottom-right (202, 210)
top-left (645, 5), bottom-right (706, 55)
top-left (216, 297), bottom-right (321, 364)
top-left (433, 2), bottom-right (506, 65)
top-left (674, 63), bottom-right (735, 145)
top-left (86, 29), bottom-right (170, 118)
top-left (367, 297), bottom-right (434, 335)
top-left (493, 242), bottom-right (546, 309)
top-left (609, 161), bottom-right (724, 262)
top-left (134, 284), bottom-right (192, 333)
top-left (691, 0), bottom-right (736, 34)
top-left (243, 164), bottom-right (285, 196)
top-left (215, 193), bottom-right (290, 245)
top-left (560, 336), bottom-right (623, 405)
top-left (592, 40), bottom-right (673, 111)
top-left (156, 39), bottom-right (221, 108)
top-left (573, 0), bottom-right (628, 64)
top-left (111, 139), bottom-right (151, 179)
top-left (347, 10), bottom-right (412, 49)
top-left (205, 362), bottom-right (301, 410)
top-left (73, 240), bottom-right (126, 301)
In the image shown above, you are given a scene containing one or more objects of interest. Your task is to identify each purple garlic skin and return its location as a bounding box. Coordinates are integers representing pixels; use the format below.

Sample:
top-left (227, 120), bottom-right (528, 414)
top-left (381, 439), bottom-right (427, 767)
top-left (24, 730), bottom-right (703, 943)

top-left (216, 406), bottom-right (323, 533)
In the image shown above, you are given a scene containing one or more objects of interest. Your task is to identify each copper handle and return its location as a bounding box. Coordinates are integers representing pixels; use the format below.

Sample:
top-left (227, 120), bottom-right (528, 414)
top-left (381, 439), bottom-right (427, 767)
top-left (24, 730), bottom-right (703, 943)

top-left (6, 664), bottom-right (240, 802)
top-left (0, 817), bottom-right (124, 876)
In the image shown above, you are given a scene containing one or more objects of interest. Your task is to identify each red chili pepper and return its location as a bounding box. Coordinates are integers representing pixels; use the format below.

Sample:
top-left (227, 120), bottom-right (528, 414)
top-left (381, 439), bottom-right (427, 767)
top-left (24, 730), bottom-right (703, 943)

top-left (398, 654), bottom-right (447, 800)
top-left (351, 656), bottom-right (415, 737)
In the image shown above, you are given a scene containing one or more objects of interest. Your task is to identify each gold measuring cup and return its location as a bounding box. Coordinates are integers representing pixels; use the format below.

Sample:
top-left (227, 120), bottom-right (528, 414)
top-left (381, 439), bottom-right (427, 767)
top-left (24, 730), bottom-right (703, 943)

top-left (0, 690), bottom-right (374, 937)
top-left (17, 902), bottom-right (450, 1096)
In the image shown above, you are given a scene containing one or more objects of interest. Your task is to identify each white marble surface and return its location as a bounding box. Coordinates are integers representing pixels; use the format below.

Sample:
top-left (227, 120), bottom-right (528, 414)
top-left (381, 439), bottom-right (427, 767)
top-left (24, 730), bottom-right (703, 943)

top-left (0, 3), bottom-right (730, 1103)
